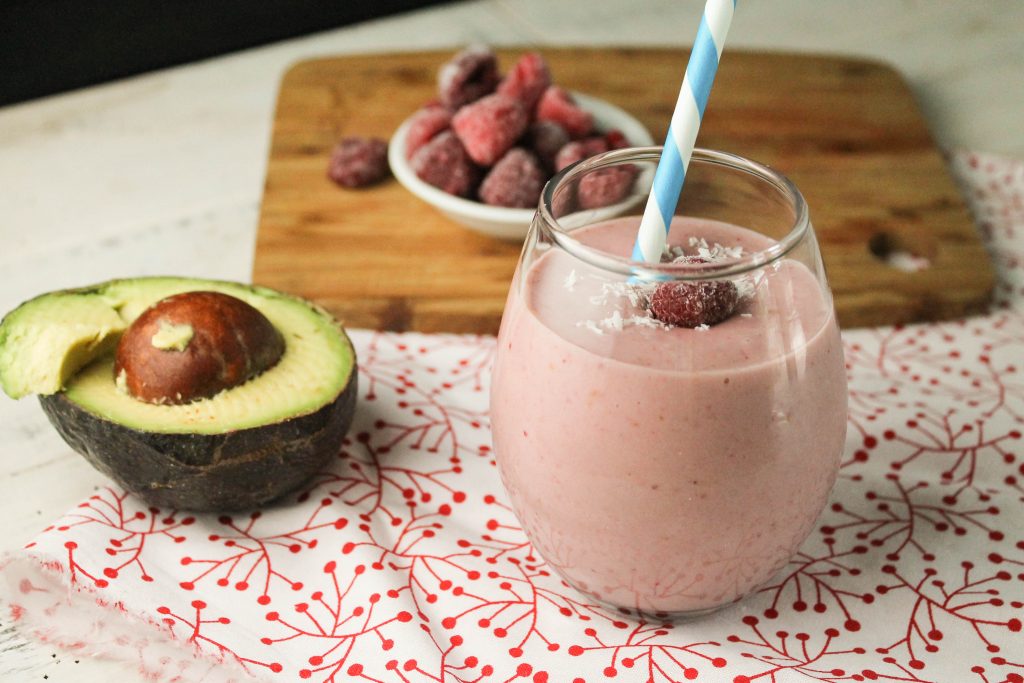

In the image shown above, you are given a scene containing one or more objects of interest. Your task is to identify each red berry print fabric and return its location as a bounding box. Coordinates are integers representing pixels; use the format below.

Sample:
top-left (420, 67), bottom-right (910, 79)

top-left (2, 151), bottom-right (1023, 682)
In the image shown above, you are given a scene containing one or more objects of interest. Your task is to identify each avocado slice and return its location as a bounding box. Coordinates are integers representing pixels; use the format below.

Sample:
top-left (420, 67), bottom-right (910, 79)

top-left (0, 287), bottom-right (127, 399)
top-left (0, 277), bottom-right (357, 511)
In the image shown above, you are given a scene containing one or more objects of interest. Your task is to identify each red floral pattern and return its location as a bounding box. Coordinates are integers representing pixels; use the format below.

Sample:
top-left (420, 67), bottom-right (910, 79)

top-left (2, 151), bottom-right (1023, 682)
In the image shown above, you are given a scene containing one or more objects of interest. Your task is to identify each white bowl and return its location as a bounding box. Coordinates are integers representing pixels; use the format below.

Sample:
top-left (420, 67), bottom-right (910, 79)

top-left (388, 92), bottom-right (654, 241)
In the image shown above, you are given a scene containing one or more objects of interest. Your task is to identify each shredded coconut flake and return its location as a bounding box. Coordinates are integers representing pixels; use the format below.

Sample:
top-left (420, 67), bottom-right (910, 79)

top-left (686, 236), bottom-right (744, 262)
top-left (578, 310), bottom-right (671, 334)
top-left (576, 320), bottom-right (605, 336)
top-left (627, 314), bottom-right (666, 329)
top-left (663, 244), bottom-right (687, 261)
top-left (734, 268), bottom-right (768, 301)
top-left (602, 310), bottom-right (624, 331)
top-left (563, 269), bottom-right (580, 292)
top-left (589, 281), bottom-right (654, 308)
top-left (695, 323), bottom-right (710, 332)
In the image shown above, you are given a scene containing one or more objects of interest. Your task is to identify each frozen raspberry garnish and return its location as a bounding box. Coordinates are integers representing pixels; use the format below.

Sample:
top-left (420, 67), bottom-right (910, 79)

top-left (523, 121), bottom-right (570, 172)
top-left (577, 165), bottom-right (638, 209)
top-left (496, 52), bottom-right (552, 112)
top-left (554, 136), bottom-right (611, 171)
top-left (410, 131), bottom-right (479, 197)
top-left (327, 137), bottom-right (389, 188)
top-left (451, 94), bottom-right (529, 166)
top-left (649, 280), bottom-right (740, 328)
top-left (438, 45), bottom-right (500, 109)
top-left (404, 105), bottom-right (452, 160)
top-left (478, 149), bottom-right (545, 208)
top-left (536, 86), bottom-right (594, 139)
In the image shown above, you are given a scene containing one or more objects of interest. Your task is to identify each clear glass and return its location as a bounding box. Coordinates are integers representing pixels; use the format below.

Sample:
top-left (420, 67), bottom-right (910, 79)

top-left (490, 148), bottom-right (848, 616)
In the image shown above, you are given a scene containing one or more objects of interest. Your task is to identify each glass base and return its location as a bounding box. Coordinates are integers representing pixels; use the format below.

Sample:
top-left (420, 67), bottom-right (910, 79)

top-left (558, 574), bottom-right (746, 622)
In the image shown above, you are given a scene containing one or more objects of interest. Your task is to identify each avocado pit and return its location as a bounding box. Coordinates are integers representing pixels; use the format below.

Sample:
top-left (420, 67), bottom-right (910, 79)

top-left (114, 291), bottom-right (285, 405)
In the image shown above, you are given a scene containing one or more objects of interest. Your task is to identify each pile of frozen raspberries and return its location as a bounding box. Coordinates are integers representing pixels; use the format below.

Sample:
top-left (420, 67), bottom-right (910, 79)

top-left (328, 46), bottom-right (638, 211)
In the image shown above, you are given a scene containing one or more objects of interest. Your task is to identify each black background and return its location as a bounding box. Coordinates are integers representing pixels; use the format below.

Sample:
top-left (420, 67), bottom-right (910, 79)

top-left (0, 0), bottom-right (452, 106)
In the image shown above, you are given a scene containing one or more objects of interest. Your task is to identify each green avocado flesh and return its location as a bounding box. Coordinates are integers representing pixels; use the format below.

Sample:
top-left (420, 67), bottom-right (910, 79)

top-left (0, 277), bottom-right (355, 434)
top-left (0, 291), bottom-right (127, 399)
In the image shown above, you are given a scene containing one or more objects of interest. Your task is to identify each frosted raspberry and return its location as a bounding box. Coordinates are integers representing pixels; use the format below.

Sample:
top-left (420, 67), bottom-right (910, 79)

top-left (605, 128), bottom-right (630, 150)
top-left (404, 105), bottom-right (452, 160)
top-left (496, 52), bottom-right (551, 111)
top-left (554, 136), bottom-right (610, 171)
top-left (536, 86), bottom-right (594, 139)
top-left (409, 131), bottom-right (479, 197)
top-left (649, 280), bottom-right (740, 328)
top-left (577, 165), bottom-right (638, 209)
top-left (451, 94), bottom-right (528, 166)
top-left (523, 121), bottom-right (570, 172)
top-left (550, 185), bottom-right (577, 218)
top-left (438, 45), bottom-right (500, 109)
top-left (327, 137), bottom-right (389, 188)
top-left (478, 148), bottom-right (545, 208)
top-left (553, 142), bottom-right (585, 172)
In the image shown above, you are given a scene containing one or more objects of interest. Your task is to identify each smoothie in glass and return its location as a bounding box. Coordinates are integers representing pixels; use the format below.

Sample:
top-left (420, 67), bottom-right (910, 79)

top-left (490, 149), bottom-right (848, 615)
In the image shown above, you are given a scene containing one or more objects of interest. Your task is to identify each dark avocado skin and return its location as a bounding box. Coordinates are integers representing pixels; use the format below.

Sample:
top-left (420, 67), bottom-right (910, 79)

top-left (38, 373), bottom-right (357, 511)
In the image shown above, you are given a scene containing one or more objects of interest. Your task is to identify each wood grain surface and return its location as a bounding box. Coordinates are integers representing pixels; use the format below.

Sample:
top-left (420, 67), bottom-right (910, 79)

top-left (252, 48), bottom-right (994, 332)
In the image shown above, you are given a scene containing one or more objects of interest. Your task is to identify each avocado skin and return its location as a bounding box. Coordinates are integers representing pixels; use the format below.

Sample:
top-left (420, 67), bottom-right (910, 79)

top-left (38, 374), bottom-right (357, 511)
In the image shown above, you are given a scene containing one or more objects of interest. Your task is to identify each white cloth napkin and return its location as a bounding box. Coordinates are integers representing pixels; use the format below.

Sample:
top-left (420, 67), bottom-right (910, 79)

top-left (3, 150), bottom-right (1023, 682)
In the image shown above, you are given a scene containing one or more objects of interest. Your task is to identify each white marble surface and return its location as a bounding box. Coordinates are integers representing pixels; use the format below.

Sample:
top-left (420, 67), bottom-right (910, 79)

top-left (0, 0), bottom-right (1021, 679)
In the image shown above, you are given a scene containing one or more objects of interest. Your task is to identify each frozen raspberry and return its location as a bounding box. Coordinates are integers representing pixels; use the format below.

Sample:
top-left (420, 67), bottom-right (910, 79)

top-left (409, 131), bottom-right (479, 197)
top-left (536, 86), bottom-right (594, 139)
top-left (478, 148), bottom-right (545, 208)
top-left (327, 137), bottom-right (389, 188)
top-left (451, 94), bottom-right (528, 166)
top-left (649, 280), bottom-right (740, 328)
top-left (523, 121), bottom-right (570, 172)
top-left (549, 184), bottom-right (577, 218)
top-left (605, 129), bottom-right (630, 150)
top-left (438, 45), bottom-right (500, 109)
top-left (496, 52), bottom-right (551, 112)
top-left (577, 165), bottom-right (638, 209)
top-left (554, 136), bottom-right (610, 171)
top-left (404, 105), bottom-right (452, 160)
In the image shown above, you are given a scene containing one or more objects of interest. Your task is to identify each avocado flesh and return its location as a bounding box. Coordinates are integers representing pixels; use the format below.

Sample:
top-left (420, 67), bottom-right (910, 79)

top-left (2, 277), bottom-right (355, 433)
top-left (64, 278), bottom-right (354, 434)
top-left (0, 291), bottom-right (127, 399)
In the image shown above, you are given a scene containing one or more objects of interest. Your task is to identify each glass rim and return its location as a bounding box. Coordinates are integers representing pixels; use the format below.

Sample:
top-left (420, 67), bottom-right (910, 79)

top-left (537, 147), bottom-right (811, 279)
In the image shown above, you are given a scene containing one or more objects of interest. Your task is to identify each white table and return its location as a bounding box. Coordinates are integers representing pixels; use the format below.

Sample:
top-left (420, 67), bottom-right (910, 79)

top-left (1, 0), bottom-right (1021, 678)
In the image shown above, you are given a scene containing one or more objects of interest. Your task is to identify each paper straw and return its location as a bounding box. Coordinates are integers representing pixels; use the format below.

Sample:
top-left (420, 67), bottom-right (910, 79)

top-left (631, 0), bottom-right (736, 263)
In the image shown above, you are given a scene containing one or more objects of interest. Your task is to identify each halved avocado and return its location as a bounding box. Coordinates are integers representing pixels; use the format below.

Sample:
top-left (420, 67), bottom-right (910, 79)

top-left (0, 277), bottom-right (357, 511)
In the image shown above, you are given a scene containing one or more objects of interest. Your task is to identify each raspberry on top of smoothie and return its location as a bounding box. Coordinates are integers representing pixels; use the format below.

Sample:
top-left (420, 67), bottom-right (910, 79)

top-left (572, 235), bottom-right (751, 333)
top-left (649, 278), bottom-right (739, 328)
top-left (649, 236), bottom-right (746, 329)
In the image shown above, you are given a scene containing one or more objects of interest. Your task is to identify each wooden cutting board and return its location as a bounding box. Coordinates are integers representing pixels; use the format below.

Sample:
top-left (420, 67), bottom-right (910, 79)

top-left (253, 48), bottom-right (994, 332)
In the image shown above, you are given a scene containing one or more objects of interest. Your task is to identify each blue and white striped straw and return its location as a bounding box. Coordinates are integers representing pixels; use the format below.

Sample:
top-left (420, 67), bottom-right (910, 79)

top-left (631, 0), bottom-right (736, 263)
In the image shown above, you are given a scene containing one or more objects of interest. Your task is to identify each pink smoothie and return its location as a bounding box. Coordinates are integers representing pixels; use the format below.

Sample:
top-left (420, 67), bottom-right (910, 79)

top-left (490, 217), bottom-right (848, 614)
